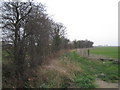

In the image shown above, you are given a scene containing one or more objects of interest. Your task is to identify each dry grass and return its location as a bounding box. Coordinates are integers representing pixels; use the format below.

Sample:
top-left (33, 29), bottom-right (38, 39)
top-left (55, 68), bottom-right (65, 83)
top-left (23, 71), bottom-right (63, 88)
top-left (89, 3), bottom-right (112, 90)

top-left (41, 49), bottom-right (70, 65)
top-left (35, 56), bottom-right (82, 88)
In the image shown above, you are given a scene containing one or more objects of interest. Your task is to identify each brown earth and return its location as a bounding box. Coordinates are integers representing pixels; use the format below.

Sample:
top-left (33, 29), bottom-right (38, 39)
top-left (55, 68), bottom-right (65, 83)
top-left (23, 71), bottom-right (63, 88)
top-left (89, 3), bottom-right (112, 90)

top-left (95, 78), bottom-right (118, 88)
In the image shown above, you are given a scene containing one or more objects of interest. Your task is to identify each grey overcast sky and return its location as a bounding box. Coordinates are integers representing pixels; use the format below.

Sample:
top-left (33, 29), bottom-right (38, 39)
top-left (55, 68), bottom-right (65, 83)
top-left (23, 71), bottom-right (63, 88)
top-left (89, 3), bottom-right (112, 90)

top-left (33, 0), bottom-right (118, 46)
top-left (1, 0), bottom-right (119, 46)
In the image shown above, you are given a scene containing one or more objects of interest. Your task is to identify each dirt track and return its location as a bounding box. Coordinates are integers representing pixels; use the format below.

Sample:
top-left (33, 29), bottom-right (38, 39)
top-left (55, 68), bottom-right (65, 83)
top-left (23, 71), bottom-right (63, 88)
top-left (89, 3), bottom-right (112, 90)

top-left (95, 78), bottom-right (118, 88)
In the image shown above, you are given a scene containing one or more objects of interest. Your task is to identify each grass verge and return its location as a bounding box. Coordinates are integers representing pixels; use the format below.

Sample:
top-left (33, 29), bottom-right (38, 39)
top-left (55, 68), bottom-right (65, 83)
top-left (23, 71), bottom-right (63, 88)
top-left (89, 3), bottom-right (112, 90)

top-left (61, 51), bottom-right (119, 83)
top-left (35, 51), bottom-right (118, 88)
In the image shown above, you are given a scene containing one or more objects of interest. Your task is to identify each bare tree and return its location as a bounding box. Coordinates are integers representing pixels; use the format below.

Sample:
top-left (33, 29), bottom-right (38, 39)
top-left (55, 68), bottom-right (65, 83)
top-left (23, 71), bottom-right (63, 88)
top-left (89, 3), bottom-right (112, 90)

top-left (51, 22), bottom-right (66, 52)
top-left (24, 4), bottom-right (52, 67)
top-left (1, 2), bottom-right (33, 76)
top-left (2, 1), bottom-right (68, 88)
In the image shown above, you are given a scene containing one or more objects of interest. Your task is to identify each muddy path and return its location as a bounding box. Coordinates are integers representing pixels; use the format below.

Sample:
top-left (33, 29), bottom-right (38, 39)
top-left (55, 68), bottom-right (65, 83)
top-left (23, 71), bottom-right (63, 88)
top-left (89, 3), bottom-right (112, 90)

top-left (95, 78), bottom-right (118, 88)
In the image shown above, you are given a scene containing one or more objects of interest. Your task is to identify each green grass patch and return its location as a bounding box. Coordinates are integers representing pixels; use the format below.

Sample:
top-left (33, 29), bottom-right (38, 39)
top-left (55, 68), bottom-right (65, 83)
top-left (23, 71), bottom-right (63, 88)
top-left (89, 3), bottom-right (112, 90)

top-left (74, 73), bottom-right (96, 88)
top-left (62, 51), bottom-right (118, 84)
top-left (90, 46), bottom-right (118, 59)
top-left (60, 52), bottom-right (96, 88)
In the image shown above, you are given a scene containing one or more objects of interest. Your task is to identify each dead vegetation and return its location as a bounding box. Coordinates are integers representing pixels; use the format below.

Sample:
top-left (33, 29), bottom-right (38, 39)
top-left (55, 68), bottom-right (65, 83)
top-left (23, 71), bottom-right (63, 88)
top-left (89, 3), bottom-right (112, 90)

top-left (33, 52), bottom-right (82, 88)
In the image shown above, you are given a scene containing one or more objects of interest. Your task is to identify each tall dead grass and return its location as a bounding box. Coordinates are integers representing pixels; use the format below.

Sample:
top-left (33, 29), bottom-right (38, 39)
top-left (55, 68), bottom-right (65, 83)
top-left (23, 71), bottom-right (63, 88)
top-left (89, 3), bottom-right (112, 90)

top-left (34, 52), bottom-right (82, 88)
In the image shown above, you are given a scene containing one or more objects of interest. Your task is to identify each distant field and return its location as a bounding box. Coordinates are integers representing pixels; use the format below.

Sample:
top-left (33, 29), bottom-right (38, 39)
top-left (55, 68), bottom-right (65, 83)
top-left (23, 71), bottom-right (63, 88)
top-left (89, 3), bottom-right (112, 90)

top-left (90, 46), bottom-right (118, 59)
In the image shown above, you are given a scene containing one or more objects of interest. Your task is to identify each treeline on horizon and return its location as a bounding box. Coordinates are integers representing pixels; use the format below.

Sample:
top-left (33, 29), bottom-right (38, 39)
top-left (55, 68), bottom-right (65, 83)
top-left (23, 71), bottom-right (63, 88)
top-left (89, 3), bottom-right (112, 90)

top-left (1, 1), bottom-right (93, 88)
